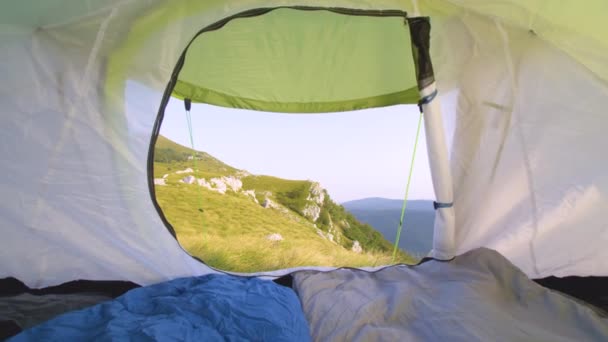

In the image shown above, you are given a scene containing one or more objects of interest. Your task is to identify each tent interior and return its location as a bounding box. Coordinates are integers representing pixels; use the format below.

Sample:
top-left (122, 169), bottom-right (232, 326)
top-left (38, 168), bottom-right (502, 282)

top-left (1, 1), bottom-right (607, 340)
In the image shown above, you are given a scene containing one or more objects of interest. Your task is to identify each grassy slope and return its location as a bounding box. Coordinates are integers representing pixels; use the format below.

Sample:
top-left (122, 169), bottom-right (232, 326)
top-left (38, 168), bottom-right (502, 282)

top-left (154, 135), bottom-right (415, 272)
top-left (155, 135), bottom-right (237, 175)
top-left (241, 175), bottom-right (312, 214)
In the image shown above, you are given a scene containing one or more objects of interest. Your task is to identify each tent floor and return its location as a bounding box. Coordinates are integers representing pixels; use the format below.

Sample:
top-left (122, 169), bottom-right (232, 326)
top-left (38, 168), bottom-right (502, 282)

top-left (0, 278), bottom-right (138, 339)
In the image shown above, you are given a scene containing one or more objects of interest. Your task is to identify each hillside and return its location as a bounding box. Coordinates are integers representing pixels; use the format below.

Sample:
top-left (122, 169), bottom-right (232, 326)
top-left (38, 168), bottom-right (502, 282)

top-left (153, 135), bottom-right (415, 272)
top-left (155, 135), bottom-right (237, 175)
top-left (343, 198), bottom-right (435, 258)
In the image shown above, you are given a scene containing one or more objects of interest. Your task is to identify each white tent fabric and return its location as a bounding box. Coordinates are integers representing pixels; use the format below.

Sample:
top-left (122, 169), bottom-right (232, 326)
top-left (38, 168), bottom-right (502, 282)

top-left (441, 13), bottom-right (608, 278)
top-left (1, 0), bottom-right (607, 287)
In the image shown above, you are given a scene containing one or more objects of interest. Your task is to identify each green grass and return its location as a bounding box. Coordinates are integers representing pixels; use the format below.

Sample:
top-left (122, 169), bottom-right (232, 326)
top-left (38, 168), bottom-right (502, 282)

top-left (154, 162), bottom-right (226, 181)
top-left (154, 135), bottom-right (416, 272)
top-left (241, 175), bottom-right (311, 214)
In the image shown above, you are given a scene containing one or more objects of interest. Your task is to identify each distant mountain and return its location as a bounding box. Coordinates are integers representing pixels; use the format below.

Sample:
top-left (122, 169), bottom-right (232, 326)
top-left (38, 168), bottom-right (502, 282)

top-left (341, 198), bottom-right (433, 212)
top-left (343, 198), bottom-right (435, 258)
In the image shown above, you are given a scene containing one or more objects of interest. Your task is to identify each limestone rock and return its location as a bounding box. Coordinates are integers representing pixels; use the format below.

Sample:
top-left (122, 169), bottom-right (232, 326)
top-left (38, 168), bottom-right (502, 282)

top-left (154, 178), bottom-right (166, 186)
top-left (328, 223), bottom-right (340, 244)
top-left (316, 229), bottom-right (325, 239)
top-left (185, 176), bottom-right (241, 194)
top-left (175, 168), bottom-right (194, 174)
top-left (266, 233), bottom-right (284, 242)
top-left (180, 175), bottom-right (196, 184)
top-left (351, 241), bottom-right (363, 254)
top-left (243, 190), bottom-right (258, 203)
top-left (197, 178), bottom-right (212, 189)
top-left (327, 233), bottom-right (334, 243)
top-left (210, 178), bottom-right (227, 194)
top-left (302, 204), bottom-right (321, 222)
top-left (261, 196), bottom-right (288, 213)
top-left (194, 178), bottom-right (225, 194)
top-left (315, 228), bottom-right (337, 244)
top-left (222, 176), bottom-right (242, 192)
top-left (262, 197), bottom-right (278, 209)
top-left (307, 182), bottom-right (325, 206)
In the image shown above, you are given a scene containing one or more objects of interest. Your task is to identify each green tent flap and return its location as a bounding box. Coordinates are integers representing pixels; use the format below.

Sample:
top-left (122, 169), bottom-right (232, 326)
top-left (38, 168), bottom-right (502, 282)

top-left (171, 7), bottom-right (421, 113)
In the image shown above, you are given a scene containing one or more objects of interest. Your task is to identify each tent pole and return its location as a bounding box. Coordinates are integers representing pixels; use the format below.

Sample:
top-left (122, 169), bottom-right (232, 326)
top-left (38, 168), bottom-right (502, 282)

top-left (419, 82), bottom-right (455, 260)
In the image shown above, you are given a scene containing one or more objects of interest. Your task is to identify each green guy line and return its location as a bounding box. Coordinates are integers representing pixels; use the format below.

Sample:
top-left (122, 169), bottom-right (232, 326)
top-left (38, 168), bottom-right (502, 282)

top-left (392, 111), bottom-right (424, 262)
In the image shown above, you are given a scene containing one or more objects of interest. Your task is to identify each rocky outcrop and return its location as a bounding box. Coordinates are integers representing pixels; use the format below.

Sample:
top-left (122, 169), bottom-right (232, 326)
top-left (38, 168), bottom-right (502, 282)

top-left (266, 233), bottom-right (284, 242)
top-left (197, 178), bottom-right (213, 190)
top-left (316, 228), bottom-right (338, 244)
top-left (351, 241), bottom-right (362, 253)
top-left (243, 190), bottom-right (258, 203)
top-left (307, 182), bottom-right (325, 205)
top-left (261, 195), bottom-right (289, 213)
top-left (204, 176), bottom-right (243, 194)
top-left (316, 228), bottom-right (326, 240)
top-left (178, 174), bottom-right (244, 195)
top-left (262, 197), bottom-right (279, 209)
top-left (222, 176), bottom-right (243, 192)
top-left (302, 204), bottom-right (321, 222)
top-left (301, 183), bottom-right (325, 222)
top-left (210, 178), bottom-right (227, 194)
top-left (154, 178), bottom-right (167, 186)
top-left (327, 218), bottom-right (341, 244)
top-left (180, 175), bottom-right (196, 184)
top-left (175, 168), bottom-right (194, 174)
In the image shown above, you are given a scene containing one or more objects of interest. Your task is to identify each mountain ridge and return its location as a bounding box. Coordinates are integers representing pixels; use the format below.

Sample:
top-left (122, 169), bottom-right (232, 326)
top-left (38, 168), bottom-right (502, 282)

top-left (342, 197), bottom-right (434, 211)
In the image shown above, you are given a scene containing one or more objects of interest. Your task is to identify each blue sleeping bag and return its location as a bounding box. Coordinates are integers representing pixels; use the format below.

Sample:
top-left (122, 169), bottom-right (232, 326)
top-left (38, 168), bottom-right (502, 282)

top-left (11, 274), bottom-right (310, 341)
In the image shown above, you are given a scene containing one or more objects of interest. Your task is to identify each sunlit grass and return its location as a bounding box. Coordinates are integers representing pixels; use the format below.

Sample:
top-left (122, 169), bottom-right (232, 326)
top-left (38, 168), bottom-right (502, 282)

top-left (153, 134), bottom-right (415, 272)
top-left (156, 172), bottom-right (414, 272)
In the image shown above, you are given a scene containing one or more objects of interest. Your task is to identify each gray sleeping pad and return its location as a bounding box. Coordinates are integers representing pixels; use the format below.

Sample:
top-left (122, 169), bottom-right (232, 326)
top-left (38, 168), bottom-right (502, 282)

top-left (293, 248), bottom-right (608, 342)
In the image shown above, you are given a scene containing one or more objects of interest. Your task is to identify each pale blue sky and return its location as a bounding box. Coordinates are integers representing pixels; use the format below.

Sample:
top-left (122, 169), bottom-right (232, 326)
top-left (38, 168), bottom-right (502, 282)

top-left (159, 97), bottom-right (439, 203)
